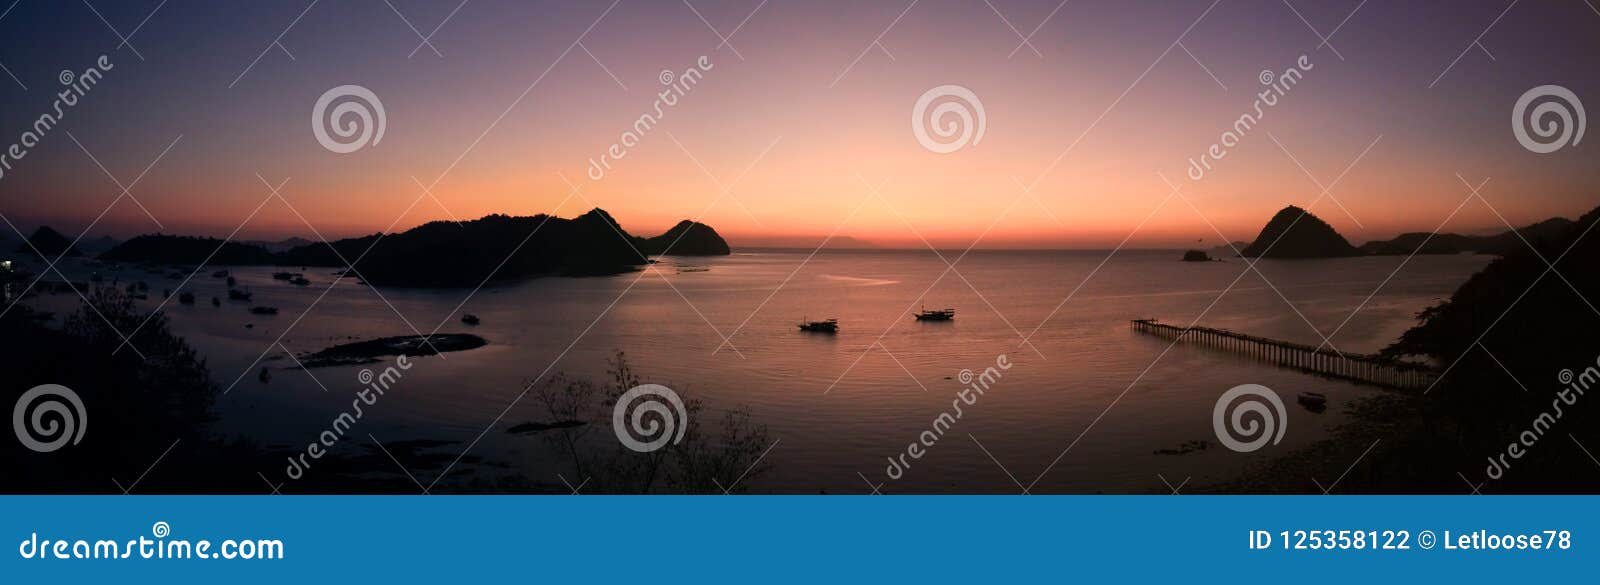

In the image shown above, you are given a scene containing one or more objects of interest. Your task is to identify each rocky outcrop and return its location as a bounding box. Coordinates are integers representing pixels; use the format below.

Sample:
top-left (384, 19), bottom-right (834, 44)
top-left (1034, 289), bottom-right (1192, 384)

top-left (15, 226), bottom-right (77, 257)
top-left (1239, 206), bottom-right (1360, 259)
top-left (639, 220), bottom-right (731, 256)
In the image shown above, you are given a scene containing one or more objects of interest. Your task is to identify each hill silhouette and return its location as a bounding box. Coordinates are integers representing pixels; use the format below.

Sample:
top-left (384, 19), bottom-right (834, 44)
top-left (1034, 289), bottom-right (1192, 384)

top-left (1360, 218), bottom-right (1576, 256)
top-left (241, 236), bottom-right (315, 252)
top-left (1239, 206), bottom-right (1359, 258)
top-left (99, 209), bottom-right (730, 287)
top-left (80, 235), bottom-right (122, 254)
top-left (100, 235), bottom-right (278, 265)
top-left (640, 220), bottom-right (730, 255)
top-left (1378, 203), bottom-right (1600, 491)
top-left (15, 226), bottom-right (77, 257)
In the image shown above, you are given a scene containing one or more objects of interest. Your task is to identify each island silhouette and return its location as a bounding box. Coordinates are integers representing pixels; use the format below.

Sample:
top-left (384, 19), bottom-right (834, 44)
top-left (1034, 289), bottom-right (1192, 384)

top-left (15, 226), bottom-right (79, 258)
top-left (1239, 206), bottom-right (1361, 258)
top-left (94, 208), bottom-right (730, 287)
top-left (7, 201), bottom-right (1600, 493)
top-left (1360, 217), bottom-right (1575, 256)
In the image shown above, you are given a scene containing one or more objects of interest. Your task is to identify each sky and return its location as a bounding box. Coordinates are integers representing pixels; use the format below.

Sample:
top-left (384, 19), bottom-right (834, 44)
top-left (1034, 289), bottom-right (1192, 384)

top-left (0, 0), bottom-right (1596, 249)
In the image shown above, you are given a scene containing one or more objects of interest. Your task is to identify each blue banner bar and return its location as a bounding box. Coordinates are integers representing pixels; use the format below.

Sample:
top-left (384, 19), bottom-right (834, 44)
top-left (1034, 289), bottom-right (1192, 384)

top-left (0, 496), bottom-right (1587, 582)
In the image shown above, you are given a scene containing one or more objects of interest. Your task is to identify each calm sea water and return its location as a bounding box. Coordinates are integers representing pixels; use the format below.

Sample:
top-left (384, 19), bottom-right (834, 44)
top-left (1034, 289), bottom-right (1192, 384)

top-left (33, 250), bottom-right (1491, 493)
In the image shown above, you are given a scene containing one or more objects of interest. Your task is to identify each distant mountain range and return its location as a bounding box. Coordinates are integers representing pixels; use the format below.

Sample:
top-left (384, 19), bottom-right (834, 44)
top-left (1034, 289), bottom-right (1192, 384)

top-left (24, 204), bottom-right (1591, 275)
top-left (241, 237), bottom-right (315, 252)
top-left (1358, 218), bottom-right (1575, 256)
top-left (731, 234), bottom-right (879, 249)
top-left (95, 209), bottom-right (730, 287)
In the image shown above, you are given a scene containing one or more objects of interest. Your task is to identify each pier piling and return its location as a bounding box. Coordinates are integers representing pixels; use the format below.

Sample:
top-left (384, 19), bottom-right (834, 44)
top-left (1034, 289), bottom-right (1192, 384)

top-left (1130, 319), bottom-right (1434, 392)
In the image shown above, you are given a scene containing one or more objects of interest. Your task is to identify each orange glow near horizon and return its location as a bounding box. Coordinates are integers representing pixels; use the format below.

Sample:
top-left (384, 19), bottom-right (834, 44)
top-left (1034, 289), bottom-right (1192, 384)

top-left (4, 1), bottom-right (1596, 249)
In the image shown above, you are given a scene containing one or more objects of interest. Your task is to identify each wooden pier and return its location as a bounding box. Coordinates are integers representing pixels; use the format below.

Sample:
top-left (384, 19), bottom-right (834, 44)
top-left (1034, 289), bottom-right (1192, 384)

top-left (1130, 319), bottom-right (1436, 392)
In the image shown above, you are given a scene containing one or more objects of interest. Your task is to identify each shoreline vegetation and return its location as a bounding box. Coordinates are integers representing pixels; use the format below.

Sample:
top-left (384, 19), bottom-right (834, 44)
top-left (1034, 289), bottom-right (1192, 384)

top-left (0, 288), bottom-right (769, 494)
top-left (1194, 203), bottom-right (1600, 494)
top-left (5, 201), bottom-right (1598, 493)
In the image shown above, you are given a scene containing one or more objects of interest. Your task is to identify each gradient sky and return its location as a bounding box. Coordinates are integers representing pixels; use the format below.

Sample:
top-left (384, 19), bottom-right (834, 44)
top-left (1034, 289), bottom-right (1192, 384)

top-left (0, 0), bottom-right (1596, 248)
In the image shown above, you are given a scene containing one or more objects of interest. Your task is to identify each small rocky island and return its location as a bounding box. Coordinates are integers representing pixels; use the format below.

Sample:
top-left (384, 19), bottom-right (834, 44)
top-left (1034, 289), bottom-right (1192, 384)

top-left (297, 334), bottom-right (488, 368)
top-left (1181, 250), bottom-right (1214, 262)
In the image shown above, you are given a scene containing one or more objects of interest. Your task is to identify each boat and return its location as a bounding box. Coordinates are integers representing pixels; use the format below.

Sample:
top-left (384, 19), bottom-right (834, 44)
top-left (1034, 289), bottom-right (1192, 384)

top-left (1297, 392), bottom-right (1328, 410)
top-left (250, 306), bottom-right (279, 315)
top-left (211, 269), bottom-right (229, 278)
top-left (227, 289), bottom-right (252, 301)
top-left (798, 318), bottom-right (839, 333)
top-left (289, 276), bottom-right (310, 286)
top-left (272, 272), bottom-right (297, 281)
top-left (461, 313), bottom-right (481, 325)
top-left (914, 306), bottom-right (956, 321)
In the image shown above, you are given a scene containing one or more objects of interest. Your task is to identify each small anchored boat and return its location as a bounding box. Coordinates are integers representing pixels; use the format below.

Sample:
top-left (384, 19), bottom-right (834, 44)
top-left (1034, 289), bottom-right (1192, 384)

top-left (250, 306), bottom-right (279, 315)
top-left (798, 318), bottom-right (839, 333)
top-left (914, 306), bottom-right (955, 321)
top-left (228, 289), bottom-right (253, 301)
top-left (461, 313), bottom-right (481, 325)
